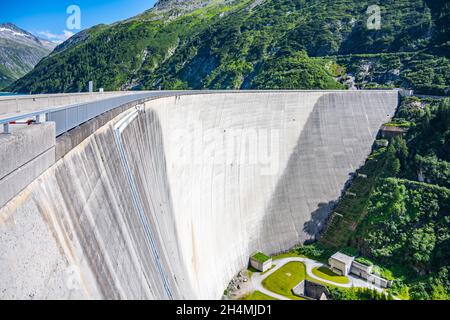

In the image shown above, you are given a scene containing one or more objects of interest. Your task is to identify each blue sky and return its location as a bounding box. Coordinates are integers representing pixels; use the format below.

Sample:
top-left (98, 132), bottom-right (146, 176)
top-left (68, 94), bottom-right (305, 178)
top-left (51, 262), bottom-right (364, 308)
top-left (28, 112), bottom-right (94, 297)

top-left (0, 0), bottom-right (157, 43)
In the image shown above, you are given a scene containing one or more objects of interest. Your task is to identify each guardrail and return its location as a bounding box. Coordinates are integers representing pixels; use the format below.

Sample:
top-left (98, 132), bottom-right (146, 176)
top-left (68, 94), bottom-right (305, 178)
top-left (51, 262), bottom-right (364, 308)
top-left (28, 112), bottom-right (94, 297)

top-left (0, 92), bottom-right (160, 136)
top-left (0, 91), bottom-right (138, 114)
top-left (1, 89), bottom-right (403, 136)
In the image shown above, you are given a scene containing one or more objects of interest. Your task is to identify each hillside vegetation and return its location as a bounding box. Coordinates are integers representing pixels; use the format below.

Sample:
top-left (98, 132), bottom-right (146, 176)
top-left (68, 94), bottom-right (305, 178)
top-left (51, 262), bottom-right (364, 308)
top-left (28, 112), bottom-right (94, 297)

top-left (321, 97), bottom-right (450, 299)
top-left (8, 0), bottom-right (449, 93)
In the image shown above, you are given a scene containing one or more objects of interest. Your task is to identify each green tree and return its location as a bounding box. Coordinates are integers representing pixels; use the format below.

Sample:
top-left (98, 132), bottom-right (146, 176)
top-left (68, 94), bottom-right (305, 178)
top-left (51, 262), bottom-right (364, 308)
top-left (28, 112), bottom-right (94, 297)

top-left (431, 283), bottom-right (449, 300)
top-left (392, 136), bottom-right (409, 171)
top-left (409, 225), bottom-right (436, 266)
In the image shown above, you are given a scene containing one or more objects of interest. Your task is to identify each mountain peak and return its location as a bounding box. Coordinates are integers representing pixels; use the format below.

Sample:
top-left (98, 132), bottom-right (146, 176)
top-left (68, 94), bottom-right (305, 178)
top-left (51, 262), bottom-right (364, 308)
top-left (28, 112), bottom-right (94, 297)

top-left (0, 22), bottom-right (22, 30)
top-left (0, 23), bottom-right (56, 88)
top-left (0, 22), bottom-right (35, 38)
top-left (0, 22), bottom-right (56, 50)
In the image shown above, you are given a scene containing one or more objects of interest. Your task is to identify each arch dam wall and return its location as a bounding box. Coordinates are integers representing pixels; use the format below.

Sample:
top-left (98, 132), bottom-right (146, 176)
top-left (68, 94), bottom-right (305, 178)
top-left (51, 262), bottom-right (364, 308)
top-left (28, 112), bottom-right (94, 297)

top-left (0, 91), bottom-right (398, 299)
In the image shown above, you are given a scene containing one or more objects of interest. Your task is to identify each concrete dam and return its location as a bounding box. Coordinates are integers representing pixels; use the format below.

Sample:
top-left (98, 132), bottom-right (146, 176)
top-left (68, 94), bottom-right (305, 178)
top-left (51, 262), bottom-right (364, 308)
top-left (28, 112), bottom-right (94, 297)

top-left (0, 91), bottom-right (399, 299)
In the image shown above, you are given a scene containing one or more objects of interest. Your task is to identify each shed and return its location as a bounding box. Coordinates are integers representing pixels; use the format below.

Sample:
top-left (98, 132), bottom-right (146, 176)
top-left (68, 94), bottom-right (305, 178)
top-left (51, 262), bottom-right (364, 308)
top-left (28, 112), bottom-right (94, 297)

top-left (328, 252), bottom-right (354, 276)
top-left (350, 260), bottom-right (373, 279)
top-left (250, 252), bottom-right (272, 272)
top-left (380, 125), bottom-right (407, 139)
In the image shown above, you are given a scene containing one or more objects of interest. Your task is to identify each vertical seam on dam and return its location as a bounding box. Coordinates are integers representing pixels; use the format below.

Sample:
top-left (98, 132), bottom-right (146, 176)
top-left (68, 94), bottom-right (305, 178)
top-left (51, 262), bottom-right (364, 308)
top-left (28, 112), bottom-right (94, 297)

top-left (113, 109), bottom-right (173, 299)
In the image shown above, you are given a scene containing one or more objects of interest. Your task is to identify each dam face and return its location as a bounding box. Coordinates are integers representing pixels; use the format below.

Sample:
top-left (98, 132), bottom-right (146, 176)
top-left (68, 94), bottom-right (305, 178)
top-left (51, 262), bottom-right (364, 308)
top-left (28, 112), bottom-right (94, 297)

top-left (0, 91), bottom-right (398, 299)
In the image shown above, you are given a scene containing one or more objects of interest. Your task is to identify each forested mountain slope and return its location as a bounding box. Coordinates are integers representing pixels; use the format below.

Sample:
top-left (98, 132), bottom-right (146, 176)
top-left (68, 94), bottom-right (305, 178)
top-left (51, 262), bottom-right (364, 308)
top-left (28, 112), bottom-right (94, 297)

top-left (321, 97), bottom-right (450, 299)
top-left (8, 0), bottom-right (450, 93)
top-left (0, 23), bottom-right (55, 89)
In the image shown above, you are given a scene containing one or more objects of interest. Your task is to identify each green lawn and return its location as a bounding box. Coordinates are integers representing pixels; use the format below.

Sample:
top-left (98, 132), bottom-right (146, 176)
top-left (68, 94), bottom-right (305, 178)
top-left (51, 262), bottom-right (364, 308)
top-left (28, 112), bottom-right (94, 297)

top-left (312, 266), bottom-right (350, 284)
top-left (271, 252), bottom-right (307, 260)
top-left (262, 262), bottom-right (307, 300)
top-left (252, 252), bottom-right (270, 263)
top-left (241, 291), bottom-right (278, 300)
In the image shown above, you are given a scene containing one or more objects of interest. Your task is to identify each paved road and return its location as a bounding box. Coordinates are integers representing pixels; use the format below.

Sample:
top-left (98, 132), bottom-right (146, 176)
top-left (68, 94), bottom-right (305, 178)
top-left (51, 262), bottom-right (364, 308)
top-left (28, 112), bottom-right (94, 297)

top-left (251, 257), bottom-right (385, 300)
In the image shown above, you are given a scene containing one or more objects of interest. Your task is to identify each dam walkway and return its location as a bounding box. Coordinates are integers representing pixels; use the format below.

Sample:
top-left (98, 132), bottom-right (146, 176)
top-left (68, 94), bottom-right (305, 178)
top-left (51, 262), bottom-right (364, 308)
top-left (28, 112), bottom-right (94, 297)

top-left (0, 91), bottom-right (173, 208)
top-left (0, 91), bottom-right (175, 136)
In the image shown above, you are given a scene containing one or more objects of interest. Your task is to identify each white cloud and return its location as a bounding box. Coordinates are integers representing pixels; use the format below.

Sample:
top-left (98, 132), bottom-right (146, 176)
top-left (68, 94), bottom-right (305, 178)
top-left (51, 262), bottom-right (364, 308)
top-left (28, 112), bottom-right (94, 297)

top-left (37, 30), bottom-right (74, 43)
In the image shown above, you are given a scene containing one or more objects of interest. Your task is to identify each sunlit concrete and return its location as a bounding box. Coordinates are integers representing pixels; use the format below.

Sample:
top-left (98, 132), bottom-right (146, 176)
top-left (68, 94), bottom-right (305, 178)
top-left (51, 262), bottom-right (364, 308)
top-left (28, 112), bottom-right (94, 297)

top-left (0, 91), bottom-right (398, 299)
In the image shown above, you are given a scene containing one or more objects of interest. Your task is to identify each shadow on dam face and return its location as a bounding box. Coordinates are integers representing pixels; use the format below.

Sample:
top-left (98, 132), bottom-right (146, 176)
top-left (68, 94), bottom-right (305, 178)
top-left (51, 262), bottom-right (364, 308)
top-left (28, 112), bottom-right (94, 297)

top-left (259, 92), bottom-right (382, 252)
top-left (0, 91), bottom-right (399, 300)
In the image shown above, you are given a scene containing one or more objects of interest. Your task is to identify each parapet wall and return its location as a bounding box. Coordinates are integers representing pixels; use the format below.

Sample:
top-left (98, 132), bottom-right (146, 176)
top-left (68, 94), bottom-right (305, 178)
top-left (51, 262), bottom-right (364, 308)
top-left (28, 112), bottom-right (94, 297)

top-left (0, 123), bottom-right (55, 208)
top-left (0, 91), bottom-right (138, 115)
top-left (0, 91), bottom-right (398, 299)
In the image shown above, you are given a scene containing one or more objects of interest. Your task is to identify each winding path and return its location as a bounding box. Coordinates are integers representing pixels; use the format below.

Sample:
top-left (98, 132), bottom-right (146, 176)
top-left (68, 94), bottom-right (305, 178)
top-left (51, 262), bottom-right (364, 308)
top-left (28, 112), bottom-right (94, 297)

top-left (251, 257), bottom-right (385, 300)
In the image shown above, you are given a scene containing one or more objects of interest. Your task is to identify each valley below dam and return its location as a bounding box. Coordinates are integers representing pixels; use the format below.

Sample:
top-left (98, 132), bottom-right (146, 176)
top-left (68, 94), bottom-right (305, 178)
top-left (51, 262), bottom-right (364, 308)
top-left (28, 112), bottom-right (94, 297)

top-left (0, 91), bottom-right (399, 299)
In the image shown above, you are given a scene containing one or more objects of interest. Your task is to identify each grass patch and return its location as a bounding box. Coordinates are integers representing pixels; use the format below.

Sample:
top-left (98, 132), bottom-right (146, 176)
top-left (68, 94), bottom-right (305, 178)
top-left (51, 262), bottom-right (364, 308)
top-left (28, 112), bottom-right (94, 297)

top-left (312, 266), bottom-right (350, 284)
top-left (271, 252), bottom-right (307, 260)
top-left (262, 262), bottom-right (307, 300)
top-left (355, 257), bottom-right (374, 267)
top-left (252, 252), bottom-right (270, 263)
top-left (390, 286), bottom-right (410, 300)
top-left (241, 291), bottom-right (278, 300)
top-left (383, 120), bottom-right (412, 128)
top-left (273, 243), bottom-right (333, 263)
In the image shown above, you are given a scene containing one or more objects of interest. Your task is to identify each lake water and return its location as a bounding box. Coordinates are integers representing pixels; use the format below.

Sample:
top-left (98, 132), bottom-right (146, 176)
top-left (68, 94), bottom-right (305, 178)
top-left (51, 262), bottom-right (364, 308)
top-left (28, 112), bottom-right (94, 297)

top-left (0, 92), bottom-right (21, 96)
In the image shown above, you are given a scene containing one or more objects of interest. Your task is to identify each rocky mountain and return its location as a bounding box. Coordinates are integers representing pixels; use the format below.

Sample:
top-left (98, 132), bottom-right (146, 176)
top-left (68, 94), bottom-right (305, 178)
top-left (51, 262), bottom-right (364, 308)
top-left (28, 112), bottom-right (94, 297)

top-left (0, 23), bottom-right (56, 89)
top-left (153, 0), bottom-right (218, 12)
top-left (7, 0), bottom-right (450, 94)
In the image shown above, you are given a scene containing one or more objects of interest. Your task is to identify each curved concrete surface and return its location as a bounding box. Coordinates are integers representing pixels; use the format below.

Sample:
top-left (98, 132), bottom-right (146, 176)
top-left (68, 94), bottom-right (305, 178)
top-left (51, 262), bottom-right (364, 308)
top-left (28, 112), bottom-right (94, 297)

top-left (0, 91), bottom-right (398, 299)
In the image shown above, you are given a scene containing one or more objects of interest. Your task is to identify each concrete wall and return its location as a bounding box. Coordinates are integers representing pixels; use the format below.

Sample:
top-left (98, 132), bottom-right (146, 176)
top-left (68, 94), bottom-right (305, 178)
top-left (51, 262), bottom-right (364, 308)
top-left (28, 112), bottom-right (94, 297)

top-left (0, 91), bottom-right (398, 299)
top-left (292, 280), bottom-right (330, 300)
top-left (0, 92), bottom-right (138, 115)
top-left (0, 123), bottom-right (55, 208)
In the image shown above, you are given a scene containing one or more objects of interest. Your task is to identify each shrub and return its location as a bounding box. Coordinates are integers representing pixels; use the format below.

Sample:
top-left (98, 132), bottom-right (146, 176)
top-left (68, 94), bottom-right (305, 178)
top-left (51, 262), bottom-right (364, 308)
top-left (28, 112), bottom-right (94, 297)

top-left (355, 257), bottom-right (374, 266)
top-left (296, 244), bottom-right (324, 260)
